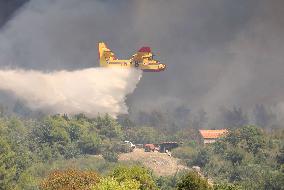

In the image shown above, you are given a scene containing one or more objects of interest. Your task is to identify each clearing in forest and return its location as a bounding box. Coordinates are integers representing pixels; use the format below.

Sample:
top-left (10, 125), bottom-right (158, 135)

top-left (119, 148), bottom-right (188, 176)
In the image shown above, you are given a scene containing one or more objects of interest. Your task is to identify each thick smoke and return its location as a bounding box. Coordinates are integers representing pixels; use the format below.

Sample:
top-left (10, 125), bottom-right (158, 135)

top-left (127, 0), bottom-right (284, 127)
top-left (0, 0), bottom-right (284, 127)
top-left (0, 0), bottom-right (28, 27)
top-left (0, 0), bottom-right (142, 116)
top-left (0, 68), bottom-right (141, 116)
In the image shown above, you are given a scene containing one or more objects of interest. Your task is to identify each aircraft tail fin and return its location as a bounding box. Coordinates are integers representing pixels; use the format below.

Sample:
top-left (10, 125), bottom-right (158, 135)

top-left (138, 47), bottom-right (151, 53)
top-left (98, 42), bottom-right (115, 67)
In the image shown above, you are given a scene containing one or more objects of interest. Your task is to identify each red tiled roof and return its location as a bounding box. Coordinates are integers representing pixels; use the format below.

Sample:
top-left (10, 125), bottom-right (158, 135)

top-left (199, 129), bottom-right (228, 139)
top-left (138, 47), bottom-right (151, 53)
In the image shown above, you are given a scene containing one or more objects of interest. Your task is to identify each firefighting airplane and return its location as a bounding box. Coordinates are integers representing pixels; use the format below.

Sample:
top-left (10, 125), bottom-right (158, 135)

top-left (98, 42), bottom-right (166, 72)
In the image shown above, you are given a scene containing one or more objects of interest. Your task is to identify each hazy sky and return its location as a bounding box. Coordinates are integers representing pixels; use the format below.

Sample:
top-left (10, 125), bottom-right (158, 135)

top-left (0, 0), bottom-right (283, 122)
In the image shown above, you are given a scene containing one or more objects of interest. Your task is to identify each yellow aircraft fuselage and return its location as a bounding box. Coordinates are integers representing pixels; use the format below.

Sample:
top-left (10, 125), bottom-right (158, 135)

top-left (98, 42), bottom-right (166, 72)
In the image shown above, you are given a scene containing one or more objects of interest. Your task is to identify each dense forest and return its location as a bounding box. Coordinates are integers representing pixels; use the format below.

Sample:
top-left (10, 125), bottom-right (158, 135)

top-left (0, 107), bottom-right (283, 190)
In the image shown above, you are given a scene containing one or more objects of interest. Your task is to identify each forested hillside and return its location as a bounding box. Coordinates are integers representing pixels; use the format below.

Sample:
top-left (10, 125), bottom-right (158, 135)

top-left (0, 111), bottom-right (283, 189)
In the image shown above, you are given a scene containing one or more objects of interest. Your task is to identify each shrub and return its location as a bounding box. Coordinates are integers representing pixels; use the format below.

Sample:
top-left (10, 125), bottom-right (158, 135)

top-left (39, 169), bottom-right (99, 190)
top-left (94, 177), bottom-right (140, 190)
top-left (172, 146), bottom-right (196, 160)
top-left (214, 183), bottom-right (241, 190)
top-left (176, 171), bottom-right (211, 190)
top-left (225, 149), bottom-right (244, 165)
top-left (102, 151), bottom-right (119, 162)
top-left (111, 166), bottom-right (158, 190)
top-left (191, 149), bottom-right (210, 167)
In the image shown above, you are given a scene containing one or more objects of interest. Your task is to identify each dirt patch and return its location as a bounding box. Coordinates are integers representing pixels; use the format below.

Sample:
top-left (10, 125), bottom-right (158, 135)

top-left (119, 148), bottom-right (188, 176)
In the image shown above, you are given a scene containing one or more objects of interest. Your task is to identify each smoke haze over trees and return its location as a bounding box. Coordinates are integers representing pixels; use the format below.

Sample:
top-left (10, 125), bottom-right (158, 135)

top-left (0, 0), bottom-right (284, 128)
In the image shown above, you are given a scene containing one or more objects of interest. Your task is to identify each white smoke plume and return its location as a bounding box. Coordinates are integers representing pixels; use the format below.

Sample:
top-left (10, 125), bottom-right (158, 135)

top-left (0, 68), bottom-right (142, 117)
top-left (0, 0), bottom-right (143, 117)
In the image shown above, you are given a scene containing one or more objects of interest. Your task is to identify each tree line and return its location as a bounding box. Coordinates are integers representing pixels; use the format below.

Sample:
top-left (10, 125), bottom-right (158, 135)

top-left (0, 111), bottom-right (283, 189)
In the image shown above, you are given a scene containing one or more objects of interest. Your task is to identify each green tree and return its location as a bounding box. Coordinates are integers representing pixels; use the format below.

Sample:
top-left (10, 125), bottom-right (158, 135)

top-left (32, 116), bottom-right (70, 146)
top-left (263, 170), bottom-right (284, 190)
top-left (94, 177), bottom-right (140, 190)
top-left (67, 123), bottom-right (82, 142)
top-left (111, 166), bottom-right (158, 190)
top-left (176, 171), bottom-right (211, 190)
top-left (78, 132), bottom-right (101, 155)
top-left (214, 183), bottom-right (241, 190)
top-left (96, 114), bottom-right (123, 141)
top-left (102, 151), bottom-right (118, 162)
top-left (156, 175), bottom-right (179, 190)
top-left (0, 138), bottom-right (17, 190)
top-left (225, 149), bottom-right (244, 165)
top-left (225, 130), bottom-right (241, 147)
top-left (213, 141), bottom-right (227, 154)
top-left (276, 146), bottom-right (284, 165)
top-left (225, 125), bottom-right (265, 155)
top-left (239, 125), bottom-right (265, 154)
top-left (191, 149), bottom-right (210, 167)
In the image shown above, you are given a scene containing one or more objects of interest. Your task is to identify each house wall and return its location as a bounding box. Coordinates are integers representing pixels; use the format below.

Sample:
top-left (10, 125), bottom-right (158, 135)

top-left (204, 139), bottom-right (216, 144)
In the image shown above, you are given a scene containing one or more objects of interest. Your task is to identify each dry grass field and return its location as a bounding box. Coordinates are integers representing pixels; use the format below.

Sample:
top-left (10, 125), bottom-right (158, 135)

top-left (119, 148), bottom-right (188, 176)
